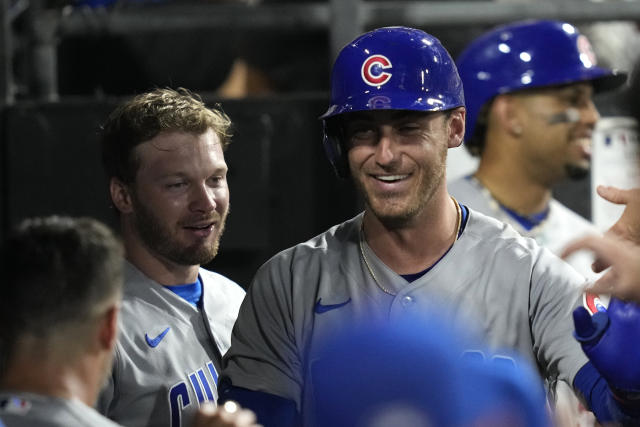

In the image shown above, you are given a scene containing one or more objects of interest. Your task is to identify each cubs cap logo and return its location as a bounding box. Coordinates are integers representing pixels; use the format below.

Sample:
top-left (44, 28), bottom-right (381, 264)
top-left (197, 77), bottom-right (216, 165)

top-left (361, 54), bottom-right (393, 87)
top-left (366, 95), bottom-right (392, 109)
top-left (576, 34), bottom-right (597, 68)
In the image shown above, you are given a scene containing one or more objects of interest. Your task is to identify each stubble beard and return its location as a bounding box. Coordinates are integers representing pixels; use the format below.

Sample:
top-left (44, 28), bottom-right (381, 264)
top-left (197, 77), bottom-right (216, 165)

top-left (131, 194), bottom-right (227, 266)
top-left (355, 147), bottom-right (447, 229)
top-left (564, 163), bottom-right (590, 181)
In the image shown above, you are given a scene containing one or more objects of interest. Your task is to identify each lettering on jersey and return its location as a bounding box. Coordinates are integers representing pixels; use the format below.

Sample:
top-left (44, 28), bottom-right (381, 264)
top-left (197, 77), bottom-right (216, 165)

top-left (169, 383), bottom-right (190, 427)
top-left (197, 370), bottom-right (215, 401)
top-left (361, 55), bottom-right (393, 87)
top-left (168, 360), bottom-right (220, 427)
top-left (189, 372), bottom-right (206, 403)
top-left (207, 361), bottom-right (219, 384)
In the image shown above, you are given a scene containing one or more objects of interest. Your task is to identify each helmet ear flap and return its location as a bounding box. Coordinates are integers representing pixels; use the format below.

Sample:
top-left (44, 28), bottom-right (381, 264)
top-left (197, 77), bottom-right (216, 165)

top-left (322, 120), bottom-right (349, 179)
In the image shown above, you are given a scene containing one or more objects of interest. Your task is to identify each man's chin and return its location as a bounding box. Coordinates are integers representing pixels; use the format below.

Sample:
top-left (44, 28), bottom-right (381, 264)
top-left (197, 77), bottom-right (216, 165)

top-left (182, 247), bottom-right (218, 266)
top-left (368, 205), bottom-right (416, 228)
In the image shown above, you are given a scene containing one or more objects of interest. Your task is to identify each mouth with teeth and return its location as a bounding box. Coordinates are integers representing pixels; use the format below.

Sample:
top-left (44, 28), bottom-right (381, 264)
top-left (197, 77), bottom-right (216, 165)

top-left (183, 221), bottom-right (217, 238)
top-left (569, 136), bottom-right (593, 162)
top-left (372, 174), bottom-right (410, 183)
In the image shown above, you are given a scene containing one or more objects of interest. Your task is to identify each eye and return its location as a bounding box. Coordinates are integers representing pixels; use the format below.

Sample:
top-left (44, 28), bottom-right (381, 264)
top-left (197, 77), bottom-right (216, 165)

top-left (397, 123), bottom-right (421, 134)
top-left (561, 90), bottom-right (590, 108)
top-left (166, 181), bottom-right (187, 189)
top-left (346, 121), bottom-right (377, 143)
top-left (208, 175), bottom-right (226, 187)
top-left (350, 128), bottom-right (377, 141)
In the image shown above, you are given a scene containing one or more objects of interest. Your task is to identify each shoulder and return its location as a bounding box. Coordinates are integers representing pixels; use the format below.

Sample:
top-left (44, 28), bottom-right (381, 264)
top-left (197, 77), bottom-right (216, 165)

top-left (466, 208), bottom-right (535, 246)
top-left (449, 177), bottom-right (494, 212)
top-left (0, 393), bottom-right (123, 427)
top-left (462, 208), bottom-right (545, 264)
top-left (198, 268), bottom-right (246, 321)
top-left (246, 215), bottom-right (361, 303)
top-left (260, 214), bottom-right (361, 273)
top-left (449, 175), bottom-right (482, 196)
top-left (548, 199), bottom-right (595, 230)
top-left (198, 268), bottom-right (245, 300)
top-left (462, 208), bottom-right (585, 288)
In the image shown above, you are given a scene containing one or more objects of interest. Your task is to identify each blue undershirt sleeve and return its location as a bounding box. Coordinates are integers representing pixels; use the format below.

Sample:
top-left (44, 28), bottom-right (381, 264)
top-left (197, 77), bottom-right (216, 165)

top-left (574, 362), bottom-right (640, 426)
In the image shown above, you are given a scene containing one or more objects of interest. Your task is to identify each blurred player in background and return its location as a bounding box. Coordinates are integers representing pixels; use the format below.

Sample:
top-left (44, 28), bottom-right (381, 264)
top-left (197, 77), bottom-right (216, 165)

top-left (450, 19), bottom-right (626, 278)
top-left (450, 19), bottom-right (628, 426)
top-left (219, 26), bottom-right (640, 427)
top-left (98, 88), bottom-right (246, 427)
top-left (562, 62), bottom-right (640, 304)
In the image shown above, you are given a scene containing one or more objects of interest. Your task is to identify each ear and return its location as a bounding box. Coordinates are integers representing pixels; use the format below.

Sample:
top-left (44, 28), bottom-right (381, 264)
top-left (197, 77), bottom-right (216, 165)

top-left (110, 177), bottom-right (134, 214)
top-left (447, 107), bottom-right (466, 148)
top-left (492, 95), bottom-right (522, 137)
top-left (98, 304), bottom-right (120, 352)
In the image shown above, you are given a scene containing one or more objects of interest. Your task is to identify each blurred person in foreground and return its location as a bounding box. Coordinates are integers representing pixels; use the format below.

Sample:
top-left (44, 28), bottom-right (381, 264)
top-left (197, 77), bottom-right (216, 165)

top-left (313, 314), bottom-right (551, 427)
top-left (0, 216), bottom-right (124, 427)
top-left (0, 215), bottom-right (259, 427)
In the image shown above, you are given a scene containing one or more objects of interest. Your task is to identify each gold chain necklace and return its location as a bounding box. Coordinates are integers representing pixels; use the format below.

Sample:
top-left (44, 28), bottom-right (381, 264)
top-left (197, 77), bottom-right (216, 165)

top-left (359, 197), bottom-right (462, 296)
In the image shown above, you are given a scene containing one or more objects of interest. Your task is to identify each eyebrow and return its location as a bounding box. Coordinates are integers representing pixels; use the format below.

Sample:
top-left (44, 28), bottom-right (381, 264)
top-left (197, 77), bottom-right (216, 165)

top-left (158, 166), bottom-right (228, 179)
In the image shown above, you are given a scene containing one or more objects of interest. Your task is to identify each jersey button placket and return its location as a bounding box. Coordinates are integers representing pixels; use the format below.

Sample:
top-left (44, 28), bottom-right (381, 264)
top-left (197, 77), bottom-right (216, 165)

top-left (401, 295), bottom-right (414, 307)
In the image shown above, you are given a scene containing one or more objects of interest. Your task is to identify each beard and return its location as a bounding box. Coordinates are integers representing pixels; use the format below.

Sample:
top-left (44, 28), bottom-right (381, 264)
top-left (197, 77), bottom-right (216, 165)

top-left (564, 163), bottom-right (589, 181)
top-left (354, 146), bottom-right (447, 229)
top-left (131, 193), bottom-right (228, 266)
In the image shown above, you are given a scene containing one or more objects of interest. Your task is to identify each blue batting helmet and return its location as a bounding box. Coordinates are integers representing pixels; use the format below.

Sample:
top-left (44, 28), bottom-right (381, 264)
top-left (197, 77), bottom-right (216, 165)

top-left (457, 19), bottom-right (627, 149)
top-left (320, 26), bottom-right (465, 177)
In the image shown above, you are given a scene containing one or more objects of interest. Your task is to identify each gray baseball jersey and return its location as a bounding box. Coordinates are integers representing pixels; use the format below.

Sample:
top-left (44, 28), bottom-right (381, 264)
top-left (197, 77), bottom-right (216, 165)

top-left (98, 261), bottom-right (245, 427)
top-left (449, 175), bottom-right (599, 279)
top-left (0, 392), bottom-right (121, 427)
top-left (222, 209), bottom-right (589, 425)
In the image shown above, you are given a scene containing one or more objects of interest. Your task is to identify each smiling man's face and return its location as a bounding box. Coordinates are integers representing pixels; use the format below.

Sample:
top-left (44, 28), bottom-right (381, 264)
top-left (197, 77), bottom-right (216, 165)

top-left (345, 110), bottom-right (452, 226)
top-left (126, 128), bottom-right (229, 267)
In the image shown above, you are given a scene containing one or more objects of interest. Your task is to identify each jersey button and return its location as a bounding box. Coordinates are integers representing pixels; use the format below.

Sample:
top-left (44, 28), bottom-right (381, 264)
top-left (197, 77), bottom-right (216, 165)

top-left (401, 295), bottom-right (414, 306)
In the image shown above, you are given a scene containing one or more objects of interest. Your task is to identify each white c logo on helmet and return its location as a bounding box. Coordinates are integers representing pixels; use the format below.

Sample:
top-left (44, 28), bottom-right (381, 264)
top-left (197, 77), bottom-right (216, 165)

top-left (361, 55), bottom-right (393, 87)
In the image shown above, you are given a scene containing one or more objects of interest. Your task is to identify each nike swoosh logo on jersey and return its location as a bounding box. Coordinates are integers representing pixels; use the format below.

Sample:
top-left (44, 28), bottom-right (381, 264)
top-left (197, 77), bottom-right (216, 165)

top-left (145, 327), bottom-right (171, 348)
top-left (314, 298), bottom-right (351, 314)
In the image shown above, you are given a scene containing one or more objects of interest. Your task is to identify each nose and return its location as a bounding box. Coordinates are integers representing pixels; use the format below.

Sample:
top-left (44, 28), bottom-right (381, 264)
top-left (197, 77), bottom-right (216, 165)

top-left (374, 127), bottom-right (399, 167)
top-left (580, 99), bottom-right (600, 127)
top-left (190, 184), bottom-right (216, 213)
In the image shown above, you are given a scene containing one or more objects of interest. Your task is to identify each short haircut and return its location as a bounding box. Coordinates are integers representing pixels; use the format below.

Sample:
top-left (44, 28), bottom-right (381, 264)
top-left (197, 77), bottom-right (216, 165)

top-left (100, 87), bottom-right (233, 184)
top-left (0, 216), bottom-right (124, 362)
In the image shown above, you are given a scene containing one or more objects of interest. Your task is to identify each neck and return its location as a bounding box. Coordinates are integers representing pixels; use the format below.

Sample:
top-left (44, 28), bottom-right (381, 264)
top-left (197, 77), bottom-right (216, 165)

top-left (2, 352), bottom-right (102, 407)
top-left (363, 190), bottom-right (459, 275)
top-left (122, 222), bottom-right (200, 285)
top-left (474, 160), bottom-right (551, 215)
top-left (475, 128), bottom-right (554, 214)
